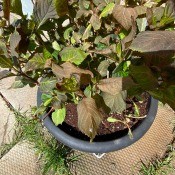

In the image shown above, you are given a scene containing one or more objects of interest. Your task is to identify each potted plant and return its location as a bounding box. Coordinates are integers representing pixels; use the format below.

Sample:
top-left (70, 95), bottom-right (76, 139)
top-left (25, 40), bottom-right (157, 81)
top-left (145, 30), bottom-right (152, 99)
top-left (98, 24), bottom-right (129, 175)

top-left (0, 0), bottom-right (175, 153)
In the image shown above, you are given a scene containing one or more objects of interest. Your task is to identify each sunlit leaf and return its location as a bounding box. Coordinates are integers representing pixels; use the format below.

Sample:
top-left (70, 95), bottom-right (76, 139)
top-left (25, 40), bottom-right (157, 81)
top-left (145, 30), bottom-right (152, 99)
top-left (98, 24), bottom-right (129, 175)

top-left (60, 47), bottom-right (88, 65)
top-left (40, 77), bottom-right (57, 92)
top-left (100, 3), bottom-right (115, 18)
top-left (52, 108), bottom-right (66, 126)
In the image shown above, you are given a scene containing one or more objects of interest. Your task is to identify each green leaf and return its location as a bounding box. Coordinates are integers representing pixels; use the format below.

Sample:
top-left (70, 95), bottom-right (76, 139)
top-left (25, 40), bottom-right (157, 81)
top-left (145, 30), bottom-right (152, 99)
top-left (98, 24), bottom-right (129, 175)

top-left (44, 98), bottom-right (53, 106)
top-left (40, 77), bottom-right (57, 92)
top-left (11, 0), bottom-right (23, 16)
top-left (107, 117), bottom-right (119, 123)
top-left (25, 54), bottom-right (48, 71)
top-left (41, 93), bottom-right (52, 102)
top-left (3, 0), bottom-right (10, 20)
top-left (52, 108), bottom-right (66, 126)
top-left (133, 102), bottom-right (140, 117)
top-left (43, 48), bottom-right (52, 59)
top-left (54, 0), bottom-right (68, 17)
top-left (52, 41), bottom-right (61, 51)
top-left (113, 5), bottom-right (137, 30)
top-left (129, 65), bottom-right (158, 90)
top-left (100, 2), bottom-right (115, 18)
top-left (97, 60), bottom-right (110, 77)
top-left (60, 47), bottom-right (88, 65)
top-left (63, 27), bottom-right (73, 40)
top-left (77, 98), bottom-right (103, 141)
top-left (130, 31), bottom-right (175, 52)
top-left (136, 18), bottom-right (147, 32)
top-left (34, 0), bottom-right (58, 28)
top-left (102, 91), bottom-right (127, 113)
top-left (10, 77), bottom-right (27, 89)
top-left (10, 30), bottom-right (21, 57)
top-left (0, 40), bottom-right (8, 56)
top-left (82, 24), bottom-right (92, 40)
top-left (84, 85), bottom-right (92, 98)
top-left (0, 56), bottom-right (13, 68)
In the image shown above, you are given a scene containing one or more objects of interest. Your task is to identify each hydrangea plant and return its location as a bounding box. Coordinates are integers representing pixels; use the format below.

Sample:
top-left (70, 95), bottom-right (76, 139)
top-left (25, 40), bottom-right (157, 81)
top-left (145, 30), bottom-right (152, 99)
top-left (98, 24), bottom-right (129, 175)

top-left (0, 0), bottom-right (175, 141)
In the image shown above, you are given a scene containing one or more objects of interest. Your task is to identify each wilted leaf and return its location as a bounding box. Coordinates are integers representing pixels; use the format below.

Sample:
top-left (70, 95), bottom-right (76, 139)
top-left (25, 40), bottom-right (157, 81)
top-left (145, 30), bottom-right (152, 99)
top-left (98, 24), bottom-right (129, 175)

top-left (60, 47), bottom-right (88, 65)
top-left (34, 0), bottom-right (58, 28)
top-left (130, 31), bottom-right (175, 52)
top-left (97, 60), bottom-right (110, 77)
top-left (10, 30), bottom-right (21, 57)
top-left (90, 14), bottom-right (101, 30)
top-left (25, 54), bottom-right (48, 71)
top-left (11, 0), bottom-right (23, 16)
top-left (54, 0), bottom-right (68, 16)
top-left (113, 5), bottom-right (137, 30)
top-left (40, 77), bottom-right (57, 92)
top-left (3, 0), bottom-right (10, 20)
top-left (100, 2), bottom-right (115, 18)
top-left (102, 91), bottom-right (127, 113)
top-left (130, 65), bottom-right (158, 90)
top-left (52, 108), bottom-right (66, 126)
top-left (0, 56), bottom-right (13, 68)
top-left (77, 98), bottom-right (103, 141)
top-left (52, 62), bottom-right (93, 79)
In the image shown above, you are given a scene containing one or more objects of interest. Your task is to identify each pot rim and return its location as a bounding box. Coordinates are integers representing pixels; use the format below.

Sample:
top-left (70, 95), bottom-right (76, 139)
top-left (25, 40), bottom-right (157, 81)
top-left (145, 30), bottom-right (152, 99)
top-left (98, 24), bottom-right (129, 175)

top-left (37, 89), bottom-right (158, 153)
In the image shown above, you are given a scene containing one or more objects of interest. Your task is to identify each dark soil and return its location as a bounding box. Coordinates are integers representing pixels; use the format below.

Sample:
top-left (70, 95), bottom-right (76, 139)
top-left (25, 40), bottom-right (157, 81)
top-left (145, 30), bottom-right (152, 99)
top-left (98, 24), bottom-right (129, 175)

top-left (62, 93), bottom-right (149, 138)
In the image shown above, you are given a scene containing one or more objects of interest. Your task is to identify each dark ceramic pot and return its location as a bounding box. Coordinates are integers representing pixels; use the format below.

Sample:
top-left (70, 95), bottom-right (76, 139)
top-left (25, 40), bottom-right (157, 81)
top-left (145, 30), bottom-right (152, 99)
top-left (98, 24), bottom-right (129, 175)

top-left (37, 89), bottom-right (158, 153)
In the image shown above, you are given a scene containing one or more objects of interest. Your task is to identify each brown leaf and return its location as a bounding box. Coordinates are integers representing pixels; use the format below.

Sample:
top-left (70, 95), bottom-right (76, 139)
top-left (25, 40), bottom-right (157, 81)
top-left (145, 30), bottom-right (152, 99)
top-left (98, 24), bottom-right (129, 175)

top-left (130, 31), bottom-right (175, 52)
top-left (90, 14), bottom-right (101, 30)
top-left (121, 18), bottom-right (137, 50)
top-left (97, 77), bottom-right (136, 95)
top-left (77, 98), bottom-right (103, 141)
top-left (113, 5), bottom-right (137, 30)
top-left (97, 78), bottom-right (123, 95)
top-left (52, 62), bottom-right (93, 79)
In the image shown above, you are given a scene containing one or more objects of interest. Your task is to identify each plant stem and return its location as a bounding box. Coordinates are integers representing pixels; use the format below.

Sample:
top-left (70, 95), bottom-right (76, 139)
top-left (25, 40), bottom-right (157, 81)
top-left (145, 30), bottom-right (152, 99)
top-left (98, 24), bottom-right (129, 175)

top-left (12, 67), bottom-right (40, 86)
top-left (41, 107), bottom-right (54, 122)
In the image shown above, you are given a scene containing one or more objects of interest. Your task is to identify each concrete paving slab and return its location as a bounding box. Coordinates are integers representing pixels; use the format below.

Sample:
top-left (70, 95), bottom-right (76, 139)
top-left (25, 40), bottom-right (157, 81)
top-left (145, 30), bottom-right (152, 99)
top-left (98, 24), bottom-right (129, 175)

top-left (0, 97), bottom-right (15, 146)
top-left (0, 76), bottom-right (38, 112)
top-left (0, 142), bottom-right (41, 175)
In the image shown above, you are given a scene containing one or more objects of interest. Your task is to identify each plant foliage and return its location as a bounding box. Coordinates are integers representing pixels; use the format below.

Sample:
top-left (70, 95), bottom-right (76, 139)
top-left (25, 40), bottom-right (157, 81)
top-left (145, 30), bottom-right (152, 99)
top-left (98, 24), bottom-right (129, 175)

top-left (1, 0), bottom-right (175, 141)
